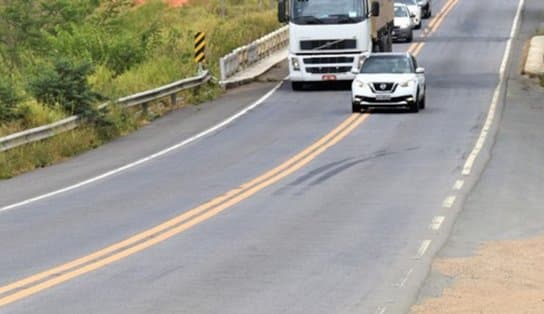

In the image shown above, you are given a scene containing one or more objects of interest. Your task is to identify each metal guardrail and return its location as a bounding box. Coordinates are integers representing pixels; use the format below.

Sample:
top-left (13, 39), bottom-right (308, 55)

top-left (0, 70), bottom-right (210, 152)
top-left (219, 26), bottom-right (289, 82)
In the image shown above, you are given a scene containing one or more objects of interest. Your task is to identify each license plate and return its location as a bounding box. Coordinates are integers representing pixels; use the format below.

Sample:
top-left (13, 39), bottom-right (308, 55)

top-left (376, 94), bottom-right (391, 101)
top-left (322, 75), bottom-right (337, 81)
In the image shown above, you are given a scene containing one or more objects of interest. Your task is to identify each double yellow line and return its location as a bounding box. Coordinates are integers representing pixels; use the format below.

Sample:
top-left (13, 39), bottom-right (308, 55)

top-left (0, 114), bottom-right (367, 307)
top-left (408, 0), bottom-right (460, 56)
top-left (0, 0), bottom-right (460, 307)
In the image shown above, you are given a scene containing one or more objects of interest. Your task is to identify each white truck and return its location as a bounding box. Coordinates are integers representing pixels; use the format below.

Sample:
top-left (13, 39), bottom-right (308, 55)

top-left (278, 0), bottom-right (394, 90)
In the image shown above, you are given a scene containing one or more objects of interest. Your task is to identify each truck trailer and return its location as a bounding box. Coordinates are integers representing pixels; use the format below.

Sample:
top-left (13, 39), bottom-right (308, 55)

top-left (278, 0), bottom-right (394, 90)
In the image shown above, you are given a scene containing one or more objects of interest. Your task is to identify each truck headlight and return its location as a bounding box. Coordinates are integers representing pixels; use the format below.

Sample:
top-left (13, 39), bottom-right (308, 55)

top-left (291, 57), bottom-right (301, 71)
top-left (400, 79), bottom-right (416, 87)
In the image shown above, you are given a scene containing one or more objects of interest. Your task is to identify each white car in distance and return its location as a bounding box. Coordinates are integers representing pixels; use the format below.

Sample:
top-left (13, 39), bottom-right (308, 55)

top-left (395, 0), bottom-right (422, 29)
top-left (393, 3), bottom-right (414, 42)
top-left (351, 53), bottom-right (426, 113)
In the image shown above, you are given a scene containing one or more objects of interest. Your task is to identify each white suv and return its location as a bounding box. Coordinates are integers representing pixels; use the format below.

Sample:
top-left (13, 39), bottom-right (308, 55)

top-left (351, 53), bottom-right (426, 113)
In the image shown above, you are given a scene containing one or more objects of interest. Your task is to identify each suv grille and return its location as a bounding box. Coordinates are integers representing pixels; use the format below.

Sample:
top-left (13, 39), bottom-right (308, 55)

top-left (372, 82), bottom-right (396, 92)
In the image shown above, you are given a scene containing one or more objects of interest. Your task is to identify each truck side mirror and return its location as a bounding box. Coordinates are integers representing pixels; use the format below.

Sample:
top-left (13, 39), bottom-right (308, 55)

top-left (370, 1), bottom-right (380, 17)
top-left (278, 0), bottom-right (288, 23)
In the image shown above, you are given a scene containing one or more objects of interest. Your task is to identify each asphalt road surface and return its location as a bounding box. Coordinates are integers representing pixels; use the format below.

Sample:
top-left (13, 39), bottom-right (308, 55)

top-left (0, 0), bottom-right (527, 313)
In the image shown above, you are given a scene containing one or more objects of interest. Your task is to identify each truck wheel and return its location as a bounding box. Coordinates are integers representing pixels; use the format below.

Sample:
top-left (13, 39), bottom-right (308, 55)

top-left (291, 82), bottom-right (303, 91)
top-left (385, 35), bottom-right (393, 52)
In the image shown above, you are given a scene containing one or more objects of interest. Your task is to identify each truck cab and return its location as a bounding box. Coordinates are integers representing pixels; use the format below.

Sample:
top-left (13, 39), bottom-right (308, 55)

top-left (279, 0), bottom-right (393, 90)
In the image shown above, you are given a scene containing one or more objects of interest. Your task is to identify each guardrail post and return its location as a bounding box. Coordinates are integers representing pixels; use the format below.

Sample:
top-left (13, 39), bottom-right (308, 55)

top-left (170, 93), bottom-right (177, 106)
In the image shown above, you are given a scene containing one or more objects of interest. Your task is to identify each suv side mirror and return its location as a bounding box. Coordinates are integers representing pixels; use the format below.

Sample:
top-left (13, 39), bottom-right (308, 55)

top-left (278, 0), bottom-right (288, 23)
top-left (370, 1), bottom-right (380, 17)
top-left (351, 68), bottom-right (360, 75)
top-left (416, 67), bottom-right (425, 74)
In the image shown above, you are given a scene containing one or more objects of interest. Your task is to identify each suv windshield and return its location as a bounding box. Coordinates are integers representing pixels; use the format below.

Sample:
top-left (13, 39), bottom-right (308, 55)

top-left (395, 6), bottom-right (409, 17)
top-left (361, 56), bottom-right (414, 74)
top-left (291, 0), bottom-right (367, 25)
top-left (396, 0), bottom-right (417, 5)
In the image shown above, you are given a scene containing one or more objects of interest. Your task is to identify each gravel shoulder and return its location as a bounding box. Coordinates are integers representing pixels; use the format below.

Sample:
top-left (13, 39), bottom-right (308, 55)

top-left (413, 1), bottom-right (544, 312)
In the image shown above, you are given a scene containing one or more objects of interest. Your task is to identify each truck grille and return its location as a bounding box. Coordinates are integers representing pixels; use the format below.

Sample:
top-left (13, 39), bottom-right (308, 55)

top-left (303, 57), bottom-right (354, 64)
top-left (300, 39), bottom-right (356, 51)
top-left (306, 66), bottom-right (352, 74)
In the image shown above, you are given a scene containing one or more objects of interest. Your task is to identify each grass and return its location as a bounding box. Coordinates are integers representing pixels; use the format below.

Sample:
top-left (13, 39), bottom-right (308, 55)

top-left (0, 0), bottom-right (280, 179)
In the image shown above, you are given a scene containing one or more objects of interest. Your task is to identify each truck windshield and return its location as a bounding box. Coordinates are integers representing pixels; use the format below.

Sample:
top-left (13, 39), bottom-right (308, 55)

top-left (291, 0), bottom-right (366, 25)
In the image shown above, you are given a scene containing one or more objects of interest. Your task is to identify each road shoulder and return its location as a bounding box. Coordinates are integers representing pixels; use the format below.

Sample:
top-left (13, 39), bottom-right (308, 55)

top-left (0, 62), bottom-right (287, 209)
top-left (413, 1), bottom-right (544, 312)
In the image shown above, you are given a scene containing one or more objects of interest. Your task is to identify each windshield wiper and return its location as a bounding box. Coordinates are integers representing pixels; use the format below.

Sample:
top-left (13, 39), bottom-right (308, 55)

top-left (294, 15), bottom-right (324, 24)
top-left (330, 14), bottom-right (359, 24)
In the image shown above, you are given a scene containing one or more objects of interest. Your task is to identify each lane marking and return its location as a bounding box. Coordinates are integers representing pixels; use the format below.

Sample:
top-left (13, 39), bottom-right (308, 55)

top-left (0, 79), bottom-right (287, 214)
top-left (0, 0), bottom-right (464, 306)
top-left (462, 0), bottom-right (525, 176)
top-left (416, 240), bottom-right (432, 259)
top-left (442, 196), bottom-right (456, 208)
top-left (375, 306), bottom-right (387, 314)
top-left (407, 0), bottom-right (459, 56)
top-left (0, 115), bottom-right (369, 307)
top-left (453, 179), bottom-right (464, 190)
top-left (429, 0), bottom-right (459, 33)
top-left (394, 268), bottom-right (414, 288)
top-left (430, 216), bottom-right (445, 231)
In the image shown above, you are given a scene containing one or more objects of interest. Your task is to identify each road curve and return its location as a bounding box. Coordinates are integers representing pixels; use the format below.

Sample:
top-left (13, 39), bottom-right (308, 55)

top-left (0, 0), bottom-right (523, 313)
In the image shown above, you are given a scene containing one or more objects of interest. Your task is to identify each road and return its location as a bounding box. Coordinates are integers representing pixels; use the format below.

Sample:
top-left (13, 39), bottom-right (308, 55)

top-left (0, 0), bottom-right (525, 313)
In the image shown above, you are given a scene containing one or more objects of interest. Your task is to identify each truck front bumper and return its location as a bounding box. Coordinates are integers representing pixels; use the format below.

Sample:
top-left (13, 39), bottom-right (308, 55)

top-left (289, 53), bottom-right (365, 82)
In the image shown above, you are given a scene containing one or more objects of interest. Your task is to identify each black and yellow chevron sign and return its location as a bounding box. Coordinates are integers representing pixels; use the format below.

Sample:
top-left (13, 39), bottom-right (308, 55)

top-left (194, 32), bottom-right (206, 63)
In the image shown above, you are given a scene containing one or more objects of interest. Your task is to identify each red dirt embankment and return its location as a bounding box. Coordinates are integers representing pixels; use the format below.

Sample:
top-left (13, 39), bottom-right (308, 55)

top-left (134, 0), bottom-right (189, 7)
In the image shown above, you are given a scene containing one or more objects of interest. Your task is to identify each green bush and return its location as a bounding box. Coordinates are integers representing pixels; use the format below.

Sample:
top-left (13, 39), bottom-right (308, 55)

top-left (0, 81), bottom-right (21, 122)
top-left (28, 59), bottom-right (103, 118)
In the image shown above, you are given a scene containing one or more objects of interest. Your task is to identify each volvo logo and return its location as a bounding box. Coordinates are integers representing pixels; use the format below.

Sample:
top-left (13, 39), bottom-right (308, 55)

top-left (380, 83), bottom-right (387, 90)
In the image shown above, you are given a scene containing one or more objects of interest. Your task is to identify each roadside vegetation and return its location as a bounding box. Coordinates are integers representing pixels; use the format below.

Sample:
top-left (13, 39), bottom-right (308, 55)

top-left (0, 0), bottom-right (279, 178)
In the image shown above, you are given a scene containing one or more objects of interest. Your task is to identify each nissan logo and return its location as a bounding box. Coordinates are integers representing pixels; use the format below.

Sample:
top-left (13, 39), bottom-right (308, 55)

top-left (380, 83), bottom-right (387, 90)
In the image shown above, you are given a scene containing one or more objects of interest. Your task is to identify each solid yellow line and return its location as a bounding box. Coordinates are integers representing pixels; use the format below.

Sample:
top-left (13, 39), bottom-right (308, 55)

top-left (0, 114), bottom-right (361, 301)
top-left (409, 0), bottom-right (459, 57)
top-left (430, 0), bottom-right (459, 33)
top-left (0, 114), bottom-right (368, 307)
top-left (0, 0), bottom-right (463, 306)
top-left (428, 0), bottom-right (457, 29)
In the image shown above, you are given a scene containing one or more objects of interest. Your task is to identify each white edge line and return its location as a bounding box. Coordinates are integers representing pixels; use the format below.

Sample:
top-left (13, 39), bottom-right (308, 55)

top-left (416, 240), bottom-right (432, 258)
top-left (462, 0), bottom-right (525, 176)
top-left (430, 216), bottom-right (445, 231)
top-left (394, 268), bottom-right (414, 288)
top-left (453, 179), bottom-right (464, 190)
top-left (0, 79), bottom-right (286, 213)
top-left (375, 306), bottom-right (387, 314)
top-left (442, 196), bottom-right (456, 208)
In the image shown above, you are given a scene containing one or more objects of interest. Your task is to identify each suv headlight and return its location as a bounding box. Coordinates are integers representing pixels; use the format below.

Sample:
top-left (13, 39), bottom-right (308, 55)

top-left (354, 79), bottom-right (366, 89)
top-left (400, 79), bottom-right (416, 87)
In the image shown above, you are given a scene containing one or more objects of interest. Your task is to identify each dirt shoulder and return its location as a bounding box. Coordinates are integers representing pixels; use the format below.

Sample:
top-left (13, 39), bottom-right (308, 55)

top-left (413, 236), bottom-right (544, 313)
top-left (413, 1), bottom-right (544, 313)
